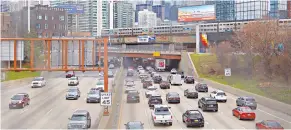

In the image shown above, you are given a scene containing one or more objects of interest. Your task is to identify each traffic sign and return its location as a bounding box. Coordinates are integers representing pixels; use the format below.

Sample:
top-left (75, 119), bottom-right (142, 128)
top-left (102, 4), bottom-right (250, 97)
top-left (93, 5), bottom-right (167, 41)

top-left (153, 52), bottom-right (160, 57)
top-left (100, 92), bottom-right (112, 106)
top-left (224, 68), bottom-right (231, 76)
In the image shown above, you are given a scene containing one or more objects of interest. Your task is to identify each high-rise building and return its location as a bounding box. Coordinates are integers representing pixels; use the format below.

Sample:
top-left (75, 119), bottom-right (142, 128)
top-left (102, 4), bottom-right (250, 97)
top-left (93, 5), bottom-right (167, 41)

top-left (270, 0), bottom-right (288, 19)
top-left (169, 5), bottom-right (178, 21)
top-left (164, 2), bottom-right (171, 20)
top-left (215, 1), bottom-right (236, 21)
top-left (0, 0), bottom-right (10, 12)
top-left (146, 0), bottom-right (153, 6)
top-left (135, 4), bottom-right (151, 22)
top-left (50, 0), bottom-right (109, 36)
top-left (138, 9), bottom-right (157, 28)
top-left (288, 1), bottom-right (291, 18)
top-left (0, 12), bottom-right (14, 37)
top-left (113, 1), bottom-right (133, 28)
top-left (235, 0), bottom-right (269, 21)
top-left (152, 5), bottom-right (165, 21)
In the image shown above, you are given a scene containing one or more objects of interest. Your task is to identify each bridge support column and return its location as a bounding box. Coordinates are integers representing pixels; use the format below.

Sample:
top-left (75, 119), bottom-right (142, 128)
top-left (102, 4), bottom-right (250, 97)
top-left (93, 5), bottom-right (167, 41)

top-left (122, 44), bottom-right (126, 51)
top-left (169, 44), bottom-right (175, 51)
top-left (196, 24), bottom-right (200, 53)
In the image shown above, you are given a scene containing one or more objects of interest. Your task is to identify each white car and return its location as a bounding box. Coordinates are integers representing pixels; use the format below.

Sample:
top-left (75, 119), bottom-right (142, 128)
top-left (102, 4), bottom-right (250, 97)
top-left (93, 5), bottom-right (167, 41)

top-left (145, 86), bottom-right (158, 98)
top-left (210, 90), bottom-right (227, 102)
top-left (109, 64), bottom-right (115, 69)
top-left (31, 77), bottom-right (46, 88)
top-left (99, 71), bottom-right (104, 77)
top-left (96, 81), bottom-right (104, 91)
top-left (170, 68), bottom-right (177, 74)
top-left (152, 105), bottom-right (173, 126)
top-left (125, 86), bottom-right (136, 93)
top-left (68, 77), bottom-right (79, 86)
top-left (139, 73), bottom-right (148, 79)
top-left (137, 66), bottom-right (143, 72)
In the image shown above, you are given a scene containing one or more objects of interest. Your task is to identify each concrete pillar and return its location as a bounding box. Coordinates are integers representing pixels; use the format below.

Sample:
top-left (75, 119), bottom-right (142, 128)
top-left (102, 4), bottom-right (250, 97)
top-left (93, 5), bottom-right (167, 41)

top-left (196, 24), bottom-right (200, 53)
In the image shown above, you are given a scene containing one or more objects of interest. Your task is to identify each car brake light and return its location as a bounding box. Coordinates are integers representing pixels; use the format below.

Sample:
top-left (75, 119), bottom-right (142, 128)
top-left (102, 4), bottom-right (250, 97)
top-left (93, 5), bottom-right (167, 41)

top-left (171, 116), bottom-right (173, 119)
top-left (154, 116), bottom-right (156, 120)
top-left (186, 118), bottom-right (190, 122)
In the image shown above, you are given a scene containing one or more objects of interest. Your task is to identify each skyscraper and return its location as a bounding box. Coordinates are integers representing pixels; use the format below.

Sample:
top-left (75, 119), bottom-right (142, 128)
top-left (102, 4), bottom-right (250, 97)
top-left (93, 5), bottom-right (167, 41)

top-left (138, 9), bottom-right (157, 28)
top-left (135, 4), bottom-right (151, 22)
top-left (164, 2), bottom-right (171, 20)
top-left (0, 0), bottom-right (10, 12)
top-left (50, 0), bottom-right (109, 36)
top-left (113, 1), bottom-right (133, 28)
top-left (215, 1), bottom-right (236, 21)
top-left (270, 0), bottom-right (288, 19)
top-left (235, 0), bottom-right (269, 21)
top-left (152, 5), bottom-right (165, 21)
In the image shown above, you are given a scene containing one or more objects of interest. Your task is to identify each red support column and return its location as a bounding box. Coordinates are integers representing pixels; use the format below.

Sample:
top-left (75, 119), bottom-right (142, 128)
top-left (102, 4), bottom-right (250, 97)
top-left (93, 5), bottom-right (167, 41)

top-left (103, 37), bottom-right (109, 92)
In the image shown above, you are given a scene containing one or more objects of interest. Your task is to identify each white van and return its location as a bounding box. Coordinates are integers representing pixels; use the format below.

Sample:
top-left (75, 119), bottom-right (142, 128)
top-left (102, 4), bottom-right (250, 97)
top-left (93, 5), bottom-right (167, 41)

top-left (170, 74), bottom-right (182, 86)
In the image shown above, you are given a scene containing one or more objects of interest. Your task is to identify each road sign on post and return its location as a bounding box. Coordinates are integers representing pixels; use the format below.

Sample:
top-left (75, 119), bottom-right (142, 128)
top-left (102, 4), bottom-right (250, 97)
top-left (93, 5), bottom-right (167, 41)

top-left (224, 68), bottom-right (231, 76)
top-left (101, 92), bottom-right (112, 116)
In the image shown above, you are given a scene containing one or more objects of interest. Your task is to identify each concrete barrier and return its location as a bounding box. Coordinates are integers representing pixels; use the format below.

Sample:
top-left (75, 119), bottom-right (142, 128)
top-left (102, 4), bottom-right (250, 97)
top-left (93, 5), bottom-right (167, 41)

top-left (182, 52), bottom-right (291, 116)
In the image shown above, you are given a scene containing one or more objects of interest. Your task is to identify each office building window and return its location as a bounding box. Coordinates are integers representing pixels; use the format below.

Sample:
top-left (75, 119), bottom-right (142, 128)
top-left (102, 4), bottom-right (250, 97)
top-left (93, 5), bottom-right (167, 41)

top-left (37, 15), bottom-right (42, 20)
top-left (52, 16), bottom-right (54, 20)
top-left (45, 24), bottom-right (48, 29)
top-left (59, 24), bottom-right (61, 29)
top-left (45, 14), bottom-right (48, 20)
top-left (59, 16), bottom-right (65, 21)
top-left (36, 24), bottom-right (41, 29)
top-left (54, 24), bottom-right (56, 29)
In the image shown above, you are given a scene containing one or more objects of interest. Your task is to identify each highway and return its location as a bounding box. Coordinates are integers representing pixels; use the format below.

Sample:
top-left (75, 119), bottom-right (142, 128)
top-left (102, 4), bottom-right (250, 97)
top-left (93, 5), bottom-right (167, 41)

top-left (117, 71), bottom-right (291, 129)
top-left (1, 70), bottom-right (116, 129)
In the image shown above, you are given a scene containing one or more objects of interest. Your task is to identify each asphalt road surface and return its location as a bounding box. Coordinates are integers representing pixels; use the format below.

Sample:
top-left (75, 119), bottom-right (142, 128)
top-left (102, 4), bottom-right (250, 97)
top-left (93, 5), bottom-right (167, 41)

top-left (118, 71), bottom-right (291, 129)
top-left (1, 70), bottom-right (116, 129)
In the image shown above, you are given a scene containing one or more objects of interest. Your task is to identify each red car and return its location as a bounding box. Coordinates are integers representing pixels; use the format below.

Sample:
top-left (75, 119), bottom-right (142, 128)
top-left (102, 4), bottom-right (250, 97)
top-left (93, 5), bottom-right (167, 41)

top-left (256, 120), bottom-right (284, 129)
top-left (232, 106), bottom-right (256, 120)
top-left (9, 93), bottom-right (30, 109)
top-left (66, 71), bottom-right (75, 78)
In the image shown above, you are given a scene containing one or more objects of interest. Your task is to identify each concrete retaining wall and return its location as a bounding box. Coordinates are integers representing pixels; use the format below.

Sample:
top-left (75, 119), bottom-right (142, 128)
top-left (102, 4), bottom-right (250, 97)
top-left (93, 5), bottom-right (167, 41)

top-left (181, 52), bottom-right (291, 116)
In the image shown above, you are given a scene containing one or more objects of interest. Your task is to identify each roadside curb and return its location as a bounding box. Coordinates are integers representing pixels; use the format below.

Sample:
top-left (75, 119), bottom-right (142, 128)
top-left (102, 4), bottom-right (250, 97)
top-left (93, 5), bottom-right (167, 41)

top-left (185, 52), bottom-right (291, 116)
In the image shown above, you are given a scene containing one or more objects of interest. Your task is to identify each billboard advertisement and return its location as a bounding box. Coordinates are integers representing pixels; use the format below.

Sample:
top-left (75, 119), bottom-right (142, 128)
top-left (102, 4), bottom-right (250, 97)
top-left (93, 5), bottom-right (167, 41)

top-left (178, 5), bottom-right (216, 22)
top-left (55, 4), bottom-right (84, 14)
top-left (137, 36), bottom-right (156, 43)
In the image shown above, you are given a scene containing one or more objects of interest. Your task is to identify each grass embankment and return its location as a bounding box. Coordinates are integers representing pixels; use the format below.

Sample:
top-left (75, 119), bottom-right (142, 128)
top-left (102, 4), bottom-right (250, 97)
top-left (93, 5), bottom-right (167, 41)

top-left (2, 64), bottom-right (41, 82)
top-left (190, 54), bottom-right (291, 104)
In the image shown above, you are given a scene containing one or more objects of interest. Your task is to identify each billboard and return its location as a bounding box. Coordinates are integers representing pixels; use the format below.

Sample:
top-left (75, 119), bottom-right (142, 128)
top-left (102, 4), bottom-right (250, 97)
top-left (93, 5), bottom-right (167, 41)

top-left (0, 41), bottom-right (24, 61)
top-left (55, 4), bottom-right (84, 14)
top-left (178, 5), bottom-right (216, 22)
top-left (137, 36), bottom-right (156, 43)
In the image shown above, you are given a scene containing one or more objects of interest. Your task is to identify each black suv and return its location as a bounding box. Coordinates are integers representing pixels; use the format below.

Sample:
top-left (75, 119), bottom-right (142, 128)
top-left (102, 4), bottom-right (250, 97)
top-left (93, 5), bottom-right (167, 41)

top-left (184, 76), bottom-right (195, 84)
top-left (182, 110), bottom-right (204, 127)
top-left (153, 75), bottom-right (162, 84)
top-left (195, 83), bottom-right (208, 92)
top-left (198, 97), bottom-right (218, 112)
top-left (148, 95), bottom-right (163, 108)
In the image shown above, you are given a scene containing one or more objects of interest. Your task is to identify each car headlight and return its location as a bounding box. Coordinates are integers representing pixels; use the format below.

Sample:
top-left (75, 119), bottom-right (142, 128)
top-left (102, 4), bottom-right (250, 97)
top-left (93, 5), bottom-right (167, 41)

top-left (82, 124), bottom-right (86, 128)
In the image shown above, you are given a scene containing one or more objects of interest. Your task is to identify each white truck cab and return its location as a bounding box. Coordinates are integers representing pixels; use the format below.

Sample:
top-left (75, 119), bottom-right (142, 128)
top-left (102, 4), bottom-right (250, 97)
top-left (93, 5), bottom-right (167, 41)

top-left (170, 74), bottom-right (182, 86)
top-left (210, 90), bottom-right (227, 102)
top-left (152, 105), bottom-right (173, 126)
top-left (31, 77), bottom-right (46, 88)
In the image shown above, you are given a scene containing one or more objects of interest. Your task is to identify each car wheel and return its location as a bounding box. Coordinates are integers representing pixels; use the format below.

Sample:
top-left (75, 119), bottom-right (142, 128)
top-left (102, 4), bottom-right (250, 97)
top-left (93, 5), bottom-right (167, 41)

top-left (87, 101), bottom-right (89, 103)
top-left (169, 122), bottom-right (172, 126)
top-left (198, 103), bottom-right (201, 108)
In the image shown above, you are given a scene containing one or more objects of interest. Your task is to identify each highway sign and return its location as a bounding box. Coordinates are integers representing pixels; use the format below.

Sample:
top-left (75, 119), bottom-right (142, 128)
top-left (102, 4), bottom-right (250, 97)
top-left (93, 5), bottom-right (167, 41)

top-left (153, 52), bottom-right (160, 57)
top-left (224, 68), bottom-right (231, 76)
top-left (100, 92), bottom-right (112, 106)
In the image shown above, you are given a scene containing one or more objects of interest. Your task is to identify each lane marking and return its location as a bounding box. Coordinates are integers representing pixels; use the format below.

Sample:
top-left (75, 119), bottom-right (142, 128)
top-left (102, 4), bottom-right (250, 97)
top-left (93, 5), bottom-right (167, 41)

top-left (45, 108), bottom-right (53, 115)
top-left (20, 109), bottom-right (28, 114)
top-left (257, 109), bottom-right (291, 124)
top-left (117, 95), bottom-right (124, 129)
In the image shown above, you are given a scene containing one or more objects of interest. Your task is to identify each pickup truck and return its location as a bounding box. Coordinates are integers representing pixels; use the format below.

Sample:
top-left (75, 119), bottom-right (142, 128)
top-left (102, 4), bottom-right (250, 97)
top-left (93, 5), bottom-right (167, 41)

top-left (152, 105), bottom-right (173, 126)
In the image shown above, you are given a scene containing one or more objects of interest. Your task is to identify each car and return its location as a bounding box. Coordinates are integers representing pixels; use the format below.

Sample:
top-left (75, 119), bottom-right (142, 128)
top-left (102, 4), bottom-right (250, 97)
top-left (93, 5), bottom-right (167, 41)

top-left (108, 70), bottom-right (114, 78)
top-left (232, 106), bottom-right (256, 120)
top-left (137, 66), bottom-right (143, 72)
top-left (148, 68), bottom-right (155, 74)
top-left (66, 87), bottom-right (81, 100)
top-left (66, 71), bottom-right (75, 78)
top-left (182, 110), bottom-right (204, 127)
top-left (124, 121), bottom-right (144, 129)
top-left (184, 76), bottom-right (195, 84)
top-left (178, 71), bottom-right (184, 78)
top-left (67, 110), bottom-right (91, 129)
top-left (148, 94), bottom-right (162, 108)
top-left (90, 87), bottom-right (102, 92)
top-left (139, 73), bottom-right (148, 79)
top-left (169, 74), bottom-right (182, 86)
top-left (127, 70), bottom-right (134, 76)
top-left (96, 81), bottom-right (105, 92)
top-left (125, 81), bottom-right (136, 93)
top-left (152, 105), bottom-right (173, 126)
top-left (139, 69), bottom-right (145, 74)
top-left (195, 83), bottom-right (208, 92)
top-left (256, 120), bottom-right (284, 129)
top-left (210, 90), bottom-right (227, 102)
top-left (68, 77), bottom-right (79, 86)
top-left (86, 90), bottom-right (101, 103)
top-left (127, 90), bottom-right (140, 103)
top-left (9, 93), bottom-right (30, 109)
top-left (31, 77), bottom-right (46, 88)
top-left (145, 86), bottom-right (158, 98)
top-left (184, 89), bottom-right (198, 99)
top-left (146, 66), bottom-right (152, 71)
top-left (99, 71), bottom-right (104, 77)
top-left (98, 77), bottom-right (104, 83)
top-left (150, 72), bottom-right (157, 77)
top-left (170, 68), bottom-right (177, 74)
top-left (198, 97), bottom-right (218, 112)
top-left (160, 80), bottom-right (170, 89)
top-left (143, 79), bottom-right (153, 89)
top-left (153, 74), bottom-right (162, 84)
top-left (109, 64), bottom-right (115, 69)
top-left (236, 96), bottom-right (257, 110)
top-left (166, 92), bottom-right (180, 103)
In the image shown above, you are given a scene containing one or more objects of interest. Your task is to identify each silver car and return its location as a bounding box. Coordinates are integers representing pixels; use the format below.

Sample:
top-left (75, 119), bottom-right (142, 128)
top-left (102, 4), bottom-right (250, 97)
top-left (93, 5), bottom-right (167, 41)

top-left (108, 70), bottom-right (114, 78)
top-left (67, 110), bottom-right (91, 129)
top-left (236, 96), bottom-right (257, 109)
top-left (66, 87), bottom-right (81, 100)
top-left (86, 90), bottom-right (101, 103)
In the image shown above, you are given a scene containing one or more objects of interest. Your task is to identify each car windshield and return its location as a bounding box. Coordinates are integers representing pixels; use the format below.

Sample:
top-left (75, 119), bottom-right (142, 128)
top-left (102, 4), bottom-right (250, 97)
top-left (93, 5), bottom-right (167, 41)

top-left (11, 95), bottom-right (24, 100)
top-left (217, 92), bottom-right (226, 96)
top-left (33, 78), bottom-right (43, 81)
top-left (96, 82), bottom-right (103, 85)
top-left (126, 82), bottom-right (134, 86)
top-left (88, 91), bottom-right (98, 94)
top-left (128, 122), bottom-right (143, 129)
top-left (68, 89), bottom-right (77, 92)
top-left (69, 77), bottom-right (77, 80)
top-left (200, 84), bottom-right (208, 87)
top-left (246, 98), bottom-right (255, 102)
top-left (71, 115), bottom-right (86, 121)
top-left (169, 93), bottom-right (179, 96)
top-left (187, 77), bottom-right (193, 79)
top-left (155, 107), bottom-right (170, 115)
top-left (241, 107), bottom-right (253, 112)
top-left (189, 111), bottom-right (202, 118)
top-left (189, 89), bottom-right (196, 92)
top-left (267, 121), bottom-right (282, 127)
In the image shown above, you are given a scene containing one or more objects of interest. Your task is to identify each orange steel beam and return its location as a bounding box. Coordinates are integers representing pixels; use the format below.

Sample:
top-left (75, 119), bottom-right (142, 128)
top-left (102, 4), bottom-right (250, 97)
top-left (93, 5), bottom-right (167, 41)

top-left (1, 68), bottom-right (104, 71)
top-left (13, 40), bottom-right (17, 70)
top-left (65, 40), bottom-right (68, 69)
top-left (0, 38), bottom-right (105, 42)
top-left (47, 40), bottom-right (51, 70)
top-left (103, 37), bottom-right (109, 92)
top-left (81, 40), bottom-right (85, 70)
top-left (30, 40), bottom-right (34, 69)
